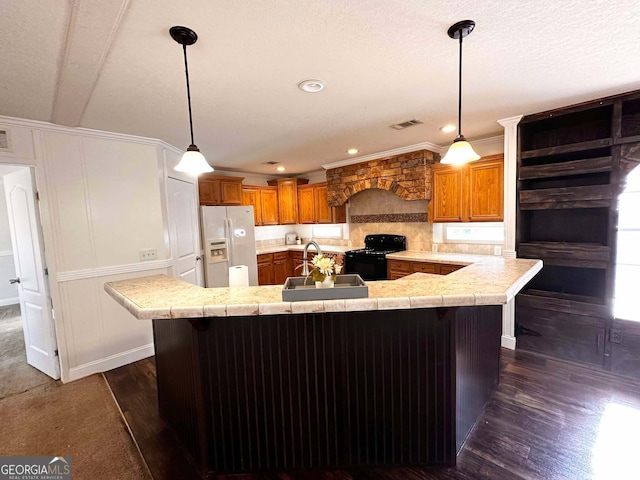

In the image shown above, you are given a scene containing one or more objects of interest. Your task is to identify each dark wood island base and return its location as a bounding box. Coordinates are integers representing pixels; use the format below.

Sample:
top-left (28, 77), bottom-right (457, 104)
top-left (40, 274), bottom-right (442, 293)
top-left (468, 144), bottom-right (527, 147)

top-left (152, 305), bottom-right (502, 478)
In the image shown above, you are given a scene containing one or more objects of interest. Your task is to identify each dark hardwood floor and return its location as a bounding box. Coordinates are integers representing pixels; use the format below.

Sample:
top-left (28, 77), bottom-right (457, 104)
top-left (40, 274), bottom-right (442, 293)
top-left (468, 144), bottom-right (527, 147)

top-left (104, 348), bottom-right (640, 479)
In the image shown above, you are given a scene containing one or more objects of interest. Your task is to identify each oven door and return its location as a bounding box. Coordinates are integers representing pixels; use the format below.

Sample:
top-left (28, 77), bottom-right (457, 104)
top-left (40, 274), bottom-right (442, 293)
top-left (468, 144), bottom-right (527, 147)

top-left (345, 252), bottom-right (388, 280)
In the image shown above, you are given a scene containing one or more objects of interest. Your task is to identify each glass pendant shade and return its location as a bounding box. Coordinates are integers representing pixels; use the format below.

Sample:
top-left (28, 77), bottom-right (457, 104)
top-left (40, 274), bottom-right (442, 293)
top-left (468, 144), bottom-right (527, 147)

top-left (440, 136), bottom-right (481, 165)
top-left (174, 144), bottom-right (213, 174)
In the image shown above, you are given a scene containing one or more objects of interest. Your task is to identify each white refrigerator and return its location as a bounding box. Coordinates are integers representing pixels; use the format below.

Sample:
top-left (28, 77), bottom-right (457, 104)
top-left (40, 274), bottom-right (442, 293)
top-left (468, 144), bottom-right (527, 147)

top-left (200, 206), bottom-right (258, 287)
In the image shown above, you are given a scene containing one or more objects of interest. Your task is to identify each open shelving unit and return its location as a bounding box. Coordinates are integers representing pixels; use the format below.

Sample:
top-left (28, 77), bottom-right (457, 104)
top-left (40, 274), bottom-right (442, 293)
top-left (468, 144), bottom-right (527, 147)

top-left (516, 92), bottom-right (640, 370)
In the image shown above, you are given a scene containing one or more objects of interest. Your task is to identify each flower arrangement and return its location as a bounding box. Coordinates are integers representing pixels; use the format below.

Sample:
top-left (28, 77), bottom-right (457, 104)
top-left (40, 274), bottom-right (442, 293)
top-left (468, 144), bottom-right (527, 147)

top-left (308, 253), bottom-right (343, 283)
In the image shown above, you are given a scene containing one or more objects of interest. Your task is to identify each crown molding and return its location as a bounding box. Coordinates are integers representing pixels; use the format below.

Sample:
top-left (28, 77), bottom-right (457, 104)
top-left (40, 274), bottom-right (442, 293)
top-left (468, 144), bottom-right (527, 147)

top-left (0, 115), bottom-right (180, 152)
top-left (322, 141), bottom-right (444, 170)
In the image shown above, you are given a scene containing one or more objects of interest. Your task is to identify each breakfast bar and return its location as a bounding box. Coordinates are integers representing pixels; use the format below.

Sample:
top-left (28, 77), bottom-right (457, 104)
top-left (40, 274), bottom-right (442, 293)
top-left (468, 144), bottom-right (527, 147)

top-left (105, 256), bottom-right (541, 477)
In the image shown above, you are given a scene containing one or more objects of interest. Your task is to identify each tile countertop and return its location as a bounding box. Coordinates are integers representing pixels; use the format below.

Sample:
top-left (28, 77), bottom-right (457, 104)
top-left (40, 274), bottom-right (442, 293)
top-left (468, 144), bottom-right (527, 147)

top-left (256, 244), bottom-right (353, 255)
top-left (104, 253), bottom-right (542, 320)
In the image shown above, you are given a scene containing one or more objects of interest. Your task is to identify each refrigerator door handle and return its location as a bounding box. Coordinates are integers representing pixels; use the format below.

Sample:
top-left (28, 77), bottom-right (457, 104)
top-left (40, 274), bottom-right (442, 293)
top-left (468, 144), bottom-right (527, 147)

top-left (226, 218), bottom-right (235, 264)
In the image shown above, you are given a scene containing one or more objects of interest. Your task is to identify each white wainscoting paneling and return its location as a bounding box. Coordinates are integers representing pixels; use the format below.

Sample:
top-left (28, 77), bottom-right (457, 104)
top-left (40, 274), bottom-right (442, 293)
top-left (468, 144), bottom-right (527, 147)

top-left (67, 343), bottom-right (154, 382)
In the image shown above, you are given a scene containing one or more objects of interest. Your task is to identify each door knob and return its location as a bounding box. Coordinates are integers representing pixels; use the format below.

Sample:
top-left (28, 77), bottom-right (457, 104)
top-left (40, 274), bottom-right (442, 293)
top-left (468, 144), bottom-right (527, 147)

top-left (195, 256), bottom-right (202, 261)
top-left (9, 278), bottom-right (20, 284)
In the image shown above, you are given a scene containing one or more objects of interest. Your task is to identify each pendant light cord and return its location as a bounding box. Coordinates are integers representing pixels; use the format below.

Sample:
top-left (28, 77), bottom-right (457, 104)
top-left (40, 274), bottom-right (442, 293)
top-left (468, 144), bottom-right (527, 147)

top-left (182, 43), bottom-right (195, 146)
top-left (457, 32), bottom-right (463, 138)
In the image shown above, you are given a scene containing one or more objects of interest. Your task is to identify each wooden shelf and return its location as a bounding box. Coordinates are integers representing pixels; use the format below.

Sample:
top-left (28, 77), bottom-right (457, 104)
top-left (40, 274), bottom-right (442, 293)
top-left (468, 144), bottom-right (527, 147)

top-left (519, 156), bottom-right (612, 180)
top-left (520, 139), bottom-right (612, 159)
top-left (518, 241), bottom-right (611, 269)
top-left (519, 184), bottom-right (612, 210)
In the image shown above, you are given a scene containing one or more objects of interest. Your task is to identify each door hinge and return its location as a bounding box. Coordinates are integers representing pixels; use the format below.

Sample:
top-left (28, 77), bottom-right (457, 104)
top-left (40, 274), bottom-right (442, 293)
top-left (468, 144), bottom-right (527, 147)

top-left (54, 349), bottom-right (58, 357)
top-left (35, 191), bottom-right (40, 201)
top-left (44, 268), bottom-right (48, 276)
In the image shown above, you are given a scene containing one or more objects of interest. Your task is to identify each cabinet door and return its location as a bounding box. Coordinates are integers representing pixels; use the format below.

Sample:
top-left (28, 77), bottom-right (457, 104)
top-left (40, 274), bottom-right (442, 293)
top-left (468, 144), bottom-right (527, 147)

top-left (314, 184), bottom-right (332, 223)
top-left (220, 179), bottom-right (242, 205)
top-left (257, 253), bottom-right (274, 285)
top-left (467, 158), bottom-right (504, 221)
top-left (290, 251), bottom-right (304, 276)
top-left (198, 180), bottom-right (220, 205)
top-left (297, 186), bottom-right (315, 224)
top-left (242, 188), bottom-right (262, 225)
top-left (387, 259), bottom-right (411, 279)
top-left (273, 252), bottom-right (290, 285)
top-left (278, 180), bottom-right (299, 224)
top-left (260, 188), bottom-right (279, 225)
top-left (431, 167), bottom-right (464, 222)
top-left (516, 303), bottom-right (606, 368)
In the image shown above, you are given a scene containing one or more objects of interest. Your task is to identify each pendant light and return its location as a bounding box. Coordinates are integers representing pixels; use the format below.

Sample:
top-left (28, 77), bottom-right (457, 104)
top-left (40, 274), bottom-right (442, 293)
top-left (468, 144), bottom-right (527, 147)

top-left (441, 20), bottom-right (480, 166)
top-left (170, 26), bottom-right (213, 174)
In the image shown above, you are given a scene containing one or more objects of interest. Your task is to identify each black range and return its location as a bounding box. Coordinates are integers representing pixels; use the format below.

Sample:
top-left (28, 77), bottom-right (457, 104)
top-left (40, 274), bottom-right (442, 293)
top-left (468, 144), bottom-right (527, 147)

top-left (344, 234), bottom-right (407, 280)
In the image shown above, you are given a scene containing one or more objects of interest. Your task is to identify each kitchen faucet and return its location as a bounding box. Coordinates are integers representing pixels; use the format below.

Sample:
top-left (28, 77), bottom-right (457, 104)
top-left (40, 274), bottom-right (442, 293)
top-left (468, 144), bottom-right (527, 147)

top-left (301, 240), bottom-right (322, 275)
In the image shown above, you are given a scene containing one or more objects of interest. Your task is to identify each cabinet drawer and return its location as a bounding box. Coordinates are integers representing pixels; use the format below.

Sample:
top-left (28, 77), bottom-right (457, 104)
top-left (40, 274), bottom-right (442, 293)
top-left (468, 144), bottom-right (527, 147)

top-left (516, 304), bottom-right (606, 367)
top-left (274, 251), bottom-right (289, 262)
top-left (388, 260), bottom-right (411, 273)
top-left (412, 262), bottom-right (438, 274)
top-left (257, 253), bottom-right (273, 265)
top-left (439, 264), bottom-right (463, 275)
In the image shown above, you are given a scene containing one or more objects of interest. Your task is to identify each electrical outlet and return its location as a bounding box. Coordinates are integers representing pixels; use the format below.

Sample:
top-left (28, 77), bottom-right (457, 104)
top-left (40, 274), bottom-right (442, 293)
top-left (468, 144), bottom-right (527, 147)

top-left (494, 246), bottom-right (502, 256)
top-left (432, 244), bottom-right (438, 253)
top-left (139, 248), bottom-right (157, 261)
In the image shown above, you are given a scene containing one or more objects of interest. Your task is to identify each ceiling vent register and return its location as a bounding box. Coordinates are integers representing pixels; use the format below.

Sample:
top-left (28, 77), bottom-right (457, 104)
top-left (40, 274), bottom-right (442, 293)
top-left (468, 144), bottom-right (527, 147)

top-left (390, 119), bottom-right (423, 130)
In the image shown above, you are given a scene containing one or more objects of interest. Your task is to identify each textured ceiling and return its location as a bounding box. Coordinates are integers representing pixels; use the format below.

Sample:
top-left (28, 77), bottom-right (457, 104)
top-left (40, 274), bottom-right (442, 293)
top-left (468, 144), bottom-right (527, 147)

top-left (1, 0), bottom-right (640, 175)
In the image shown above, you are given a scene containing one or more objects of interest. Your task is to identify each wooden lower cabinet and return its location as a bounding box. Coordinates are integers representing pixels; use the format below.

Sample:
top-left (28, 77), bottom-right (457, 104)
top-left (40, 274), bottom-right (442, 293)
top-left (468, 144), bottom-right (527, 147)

top-left (515, 300), bottom-right (606, 368)
top-left (387, 259), bottom-right (463, 279)
top-left (273, 252), bottom-right (290, 285)
top-left (257, 253), bottom-right (275, 286)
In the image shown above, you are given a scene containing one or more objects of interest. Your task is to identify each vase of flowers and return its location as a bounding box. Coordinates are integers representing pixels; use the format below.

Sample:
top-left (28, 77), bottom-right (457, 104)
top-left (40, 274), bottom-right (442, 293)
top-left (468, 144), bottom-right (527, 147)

top-left (308, 254), bottom-right (343, 288)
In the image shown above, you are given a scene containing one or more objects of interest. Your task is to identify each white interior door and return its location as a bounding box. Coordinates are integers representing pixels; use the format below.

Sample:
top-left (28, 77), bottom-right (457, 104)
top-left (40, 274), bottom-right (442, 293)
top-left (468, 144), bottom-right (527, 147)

top-left (3, 168), bottom-right (60, 379)
top-left (167, 177), bottom-right (203, 286)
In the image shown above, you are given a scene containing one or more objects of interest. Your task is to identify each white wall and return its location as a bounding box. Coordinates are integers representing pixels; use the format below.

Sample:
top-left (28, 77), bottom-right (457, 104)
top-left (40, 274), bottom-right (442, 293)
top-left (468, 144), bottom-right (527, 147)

top-left (0, 117), bottom-right (173, 382)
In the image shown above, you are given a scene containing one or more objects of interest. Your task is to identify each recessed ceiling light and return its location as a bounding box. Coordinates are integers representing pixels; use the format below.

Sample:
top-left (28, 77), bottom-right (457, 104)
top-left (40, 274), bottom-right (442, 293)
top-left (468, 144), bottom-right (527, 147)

top-left (347, 148), bottom-right (359, 155)
top-left (298, 79), bottom-right (325, 93)
top-left (276, 166), bottom-right (286, 172)
top-left (440, 124), bottom-right (456, 133)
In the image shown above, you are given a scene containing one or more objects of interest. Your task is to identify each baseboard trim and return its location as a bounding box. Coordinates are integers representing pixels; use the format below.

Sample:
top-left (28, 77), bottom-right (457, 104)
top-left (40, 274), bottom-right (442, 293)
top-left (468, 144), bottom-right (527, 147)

top-left (501, 334), bottom-right (516, 350)
top-left (0, 297), bottom-right (19, 307)
top-left (66, 343), bottom-right (155, 382)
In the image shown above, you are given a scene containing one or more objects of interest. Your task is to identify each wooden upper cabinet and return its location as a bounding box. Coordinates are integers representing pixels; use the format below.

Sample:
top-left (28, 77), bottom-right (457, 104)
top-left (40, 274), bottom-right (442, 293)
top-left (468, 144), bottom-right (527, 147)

top-left (297, 185), bottom-right (316, 224)
top-left (199, 174), bottom-right (244, 206)
top-left (267, 178), bottom-right (309, 224)
top-left (431, 167), bottom-right (464, 222)
top-left (260, 188), bottom-right (279, 225)
top-left (242, 186), bottom-right (279, 226)
top-left (296, 182), bottom-right (346, 224)
top-left (466, 157), bottom-right (504, 222)
top-left (242, 187), bottom-right (262, 225)
top-left (431, 154), bottom-right (504, 223)
top-left (314, 184), bottom-right (333, 223)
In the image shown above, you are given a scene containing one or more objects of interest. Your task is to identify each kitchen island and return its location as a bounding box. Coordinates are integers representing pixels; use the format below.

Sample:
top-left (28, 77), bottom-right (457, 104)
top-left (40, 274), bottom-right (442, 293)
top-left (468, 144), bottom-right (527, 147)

top-left (105, 256), bottom-right (541, 477)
